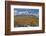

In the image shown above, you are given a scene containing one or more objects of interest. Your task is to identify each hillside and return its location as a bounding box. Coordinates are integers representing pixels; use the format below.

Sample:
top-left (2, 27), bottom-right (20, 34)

top-left (14, 15), bottom-right (39, 27)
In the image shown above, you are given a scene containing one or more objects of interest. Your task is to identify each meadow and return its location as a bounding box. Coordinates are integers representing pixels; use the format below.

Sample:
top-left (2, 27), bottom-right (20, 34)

top-left (14, 15), bottom-right (39, 27)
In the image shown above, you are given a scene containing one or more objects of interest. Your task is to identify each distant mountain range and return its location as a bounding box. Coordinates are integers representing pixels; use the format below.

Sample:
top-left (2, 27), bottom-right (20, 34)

top-left (14, 11), bottom-right (39, 17)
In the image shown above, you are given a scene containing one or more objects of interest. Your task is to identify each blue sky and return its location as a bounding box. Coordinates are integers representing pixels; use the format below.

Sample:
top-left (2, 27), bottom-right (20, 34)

top-left (14, 8), bottom-right (39, 15)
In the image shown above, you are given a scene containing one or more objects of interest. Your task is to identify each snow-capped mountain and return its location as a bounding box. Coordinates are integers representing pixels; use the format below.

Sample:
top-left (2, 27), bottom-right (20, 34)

top-left (14, 11), bottom-right (39, 17)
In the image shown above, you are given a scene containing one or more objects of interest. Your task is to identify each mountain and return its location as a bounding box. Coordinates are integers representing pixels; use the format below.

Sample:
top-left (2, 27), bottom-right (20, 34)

top-left (14, 11), bottom-right (39, 17)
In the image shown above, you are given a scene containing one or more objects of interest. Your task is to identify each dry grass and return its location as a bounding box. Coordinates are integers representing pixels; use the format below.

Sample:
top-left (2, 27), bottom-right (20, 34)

top-left (14, 16), bottom-right (39, 25)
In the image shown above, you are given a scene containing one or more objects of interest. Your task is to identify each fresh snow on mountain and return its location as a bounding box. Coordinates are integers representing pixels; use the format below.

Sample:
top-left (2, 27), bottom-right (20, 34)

top-left (14, 8), bottom-right (39, 17)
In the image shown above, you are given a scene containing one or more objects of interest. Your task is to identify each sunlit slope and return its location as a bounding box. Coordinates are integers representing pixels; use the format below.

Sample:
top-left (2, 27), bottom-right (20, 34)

top-left (14, 15), bottom-right (39, 25)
